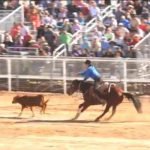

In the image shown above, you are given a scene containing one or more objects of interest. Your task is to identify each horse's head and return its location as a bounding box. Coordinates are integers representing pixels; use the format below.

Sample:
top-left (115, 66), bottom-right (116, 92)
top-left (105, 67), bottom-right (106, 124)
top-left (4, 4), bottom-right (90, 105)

top-left (67, 80), bottom-right (80, 95)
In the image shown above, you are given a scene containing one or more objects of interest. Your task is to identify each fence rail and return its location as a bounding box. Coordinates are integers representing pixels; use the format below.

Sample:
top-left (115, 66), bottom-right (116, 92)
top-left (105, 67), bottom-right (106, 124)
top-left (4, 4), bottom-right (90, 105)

top-left (0, 57), bottom-right (149, 94)
top-left (0, 5), bottom-right (24, 32)
top-left (134, 32), bottom-right (150, 58)
top-left (0, 10), bottom-right (13, 20)
top-left (6, 47), bottom-right (39, 56)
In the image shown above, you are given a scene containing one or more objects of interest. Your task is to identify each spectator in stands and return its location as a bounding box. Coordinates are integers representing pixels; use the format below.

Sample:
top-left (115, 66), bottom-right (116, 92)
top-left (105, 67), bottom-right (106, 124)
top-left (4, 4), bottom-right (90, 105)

top-left (1, 0), bottom-right (19, 9)
top-left (36, 24), bottom-right (45, 39)
top-left (23, 31), bottom-right (32, 47)
top-left (101, 36), bottom-right (110, 55)
top-left (91, 36), bottom-right (101, 57)
top-left (104, 27), bottom-right (115, 41)
top-left (40, 42), bottom-right (51, 56)
top-left (80, 36), bottom-right (91, 51)
top-left (72, 44), bottom-right (89, 57)
top-left (130, 12), bottom-right (141, 29)
top-left (125, 46), bottom-right (136, 58)
top-left (71, 19), bottom-right (82, 33)
top-left (134, 0), bottom-right (143, 15)
top-left (20, 23), bottom-right (30, 38)
top-left (89, 0), bottom-right (100, 18)
top-left (0, 0), bottom-right (149, 58)
top-left (13, 33), bottom-right (23, 47)
top-left (10, 22), bottom-right (21, 41)
top-left (114, 47), bottom-right (124, 58)
top-left (63, 19), bottom-right (72, 33)
top-left (119, 15), bottom-right (131, 29)
top-left (44, 25), bottom-right (57, 53)
top-left (28, 5), bottom-right (41, 30)
top-left (58, 6), bottom-right (68, 19)
top-left (59, 29), bottom-right (73, 55)
top-left (3, 32), bottom-right (14, 47)
top-left (102, 48), bottom-right (114, 57)
top-left (128, 32), bottom-right (141, 46)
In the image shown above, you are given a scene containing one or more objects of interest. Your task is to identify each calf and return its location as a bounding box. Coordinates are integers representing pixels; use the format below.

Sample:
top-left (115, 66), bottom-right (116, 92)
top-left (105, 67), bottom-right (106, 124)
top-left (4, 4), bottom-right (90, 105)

top-left (12, 94), bottom-right (49, 117)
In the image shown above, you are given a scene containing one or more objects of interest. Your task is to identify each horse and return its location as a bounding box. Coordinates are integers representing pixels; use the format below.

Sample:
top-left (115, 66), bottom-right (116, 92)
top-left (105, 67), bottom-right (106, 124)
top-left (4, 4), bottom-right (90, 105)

top-left (67, 80), bottom-right (142, 121)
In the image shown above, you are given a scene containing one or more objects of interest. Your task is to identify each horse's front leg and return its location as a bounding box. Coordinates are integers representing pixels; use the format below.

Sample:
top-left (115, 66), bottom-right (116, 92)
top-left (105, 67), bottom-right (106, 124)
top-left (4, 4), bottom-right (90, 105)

top-left (105, 105), bottom-right (117, 121)
top-left (94, 104), bottom-right (111, 122)
top-left (72, 103), bottom-right (89, 120)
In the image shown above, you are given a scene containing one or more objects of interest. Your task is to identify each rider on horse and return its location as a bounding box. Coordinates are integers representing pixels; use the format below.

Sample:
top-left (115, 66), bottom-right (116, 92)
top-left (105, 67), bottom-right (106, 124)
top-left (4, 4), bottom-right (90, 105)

top-left (78, 60), bottom-right (106, 105)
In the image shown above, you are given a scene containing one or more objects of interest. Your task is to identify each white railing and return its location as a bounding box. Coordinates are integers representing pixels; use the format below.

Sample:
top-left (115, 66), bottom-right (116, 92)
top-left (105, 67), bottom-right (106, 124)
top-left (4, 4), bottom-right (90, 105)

top-left (0, 10), bottom-right (13, 20)
top-left (53, 4), bottom-right (119, 59)
top-left (0, 57), bottom-right (149, 94)
top-left (0, 5), bottom-right (24, 32)
top-left (6, 47), bottom-right (39, 55)
top-left (134, 32), bottom-right (150, 58)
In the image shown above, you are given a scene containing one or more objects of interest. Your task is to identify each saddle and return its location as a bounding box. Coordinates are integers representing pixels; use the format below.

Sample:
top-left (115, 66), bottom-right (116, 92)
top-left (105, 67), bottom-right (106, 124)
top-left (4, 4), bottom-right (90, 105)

top-left (96, 82), bottom-right (123, 96)
top-left (96, 82), bottom-right (109, 94)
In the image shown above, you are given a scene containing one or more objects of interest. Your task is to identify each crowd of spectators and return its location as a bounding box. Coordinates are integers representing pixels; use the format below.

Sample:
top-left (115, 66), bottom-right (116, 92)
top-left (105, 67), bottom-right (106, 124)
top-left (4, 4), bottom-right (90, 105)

top-left (0, 0), bottom-right (149, 57)
top-left (0, 0), bottom-right (20, 9)
top-left (0, 0), bottom-right (108, 56)
top-left (71, 0), bottom-right (150, 58)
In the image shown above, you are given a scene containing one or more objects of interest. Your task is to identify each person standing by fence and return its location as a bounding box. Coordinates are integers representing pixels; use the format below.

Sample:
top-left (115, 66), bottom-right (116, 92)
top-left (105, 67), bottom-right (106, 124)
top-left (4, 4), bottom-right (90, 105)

top-left (59, 29), bottom-right (73, 56)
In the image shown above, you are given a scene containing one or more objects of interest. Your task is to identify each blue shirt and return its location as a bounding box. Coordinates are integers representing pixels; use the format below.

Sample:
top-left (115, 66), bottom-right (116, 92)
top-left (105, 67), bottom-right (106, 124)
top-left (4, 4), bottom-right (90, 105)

top-left (79, 65), bottom-right (101, 81)
top-left (120, 19), bottom-right (131, 29)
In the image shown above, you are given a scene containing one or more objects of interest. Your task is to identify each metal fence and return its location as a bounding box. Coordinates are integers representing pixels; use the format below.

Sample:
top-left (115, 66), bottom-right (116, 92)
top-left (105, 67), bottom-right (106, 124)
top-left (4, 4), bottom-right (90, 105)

top-left (0, 57), bottom-right (149, 94)
top-left (0, 5), bottom-right (24, 32)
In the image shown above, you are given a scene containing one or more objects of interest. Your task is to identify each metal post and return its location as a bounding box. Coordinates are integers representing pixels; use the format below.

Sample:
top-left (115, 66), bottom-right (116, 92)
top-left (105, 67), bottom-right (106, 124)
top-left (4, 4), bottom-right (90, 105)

top-left (21, 5), bottom-right (25, 24)
top-left (123, 61), bottom-right (127, 92)
top-left (7, 59), bottom-right (12, 91)
top-left (63, 60), bottom-right (67, 94)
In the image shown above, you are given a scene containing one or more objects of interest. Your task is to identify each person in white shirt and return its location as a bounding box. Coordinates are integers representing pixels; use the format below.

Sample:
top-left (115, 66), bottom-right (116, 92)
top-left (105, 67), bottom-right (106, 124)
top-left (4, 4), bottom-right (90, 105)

top-left (89, 1), bottom-right (100, 17)
top-left (20, 23), bottom-right (30, 37)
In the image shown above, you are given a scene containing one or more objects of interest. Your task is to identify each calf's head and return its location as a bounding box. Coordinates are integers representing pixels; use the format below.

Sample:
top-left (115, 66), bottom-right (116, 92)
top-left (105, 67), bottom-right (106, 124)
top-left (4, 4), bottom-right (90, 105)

top-left (12, 96), bottom-right (19, 104)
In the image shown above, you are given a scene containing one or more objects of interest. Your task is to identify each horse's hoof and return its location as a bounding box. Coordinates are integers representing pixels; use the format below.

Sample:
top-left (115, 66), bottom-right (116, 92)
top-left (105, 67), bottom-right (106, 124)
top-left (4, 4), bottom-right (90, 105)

top-left (94, 118), bottom-right (100, 122)
top-left (104, 118), bottom-right (110, 121)
top-left (70, 118), bottom-right (76, 121)
top-left (138, 109), bottom-right (143, 114)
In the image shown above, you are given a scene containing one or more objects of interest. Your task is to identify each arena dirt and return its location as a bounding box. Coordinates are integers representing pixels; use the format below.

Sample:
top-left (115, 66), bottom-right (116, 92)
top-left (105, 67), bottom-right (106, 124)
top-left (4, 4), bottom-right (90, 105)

top-left (0, 92), bottom-right (150, 150)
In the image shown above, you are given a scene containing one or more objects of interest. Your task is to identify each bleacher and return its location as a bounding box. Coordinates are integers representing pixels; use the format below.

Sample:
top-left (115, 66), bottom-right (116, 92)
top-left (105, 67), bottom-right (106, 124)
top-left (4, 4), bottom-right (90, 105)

top-left (0, 0), bottom-right (149, 58)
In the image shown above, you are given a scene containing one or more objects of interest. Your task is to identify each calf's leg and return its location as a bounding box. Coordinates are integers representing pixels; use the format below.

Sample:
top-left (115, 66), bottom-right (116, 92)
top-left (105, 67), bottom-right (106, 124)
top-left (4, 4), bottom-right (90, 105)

top-left (30, 107), bottom-right (35, 117)
top-left (18, 105), bottom-right (25, 117)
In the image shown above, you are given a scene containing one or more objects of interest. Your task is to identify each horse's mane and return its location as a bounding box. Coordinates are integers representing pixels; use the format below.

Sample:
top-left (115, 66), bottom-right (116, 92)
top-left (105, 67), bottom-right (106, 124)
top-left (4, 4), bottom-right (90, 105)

top-left (76, 80), bottom-right (94, 92)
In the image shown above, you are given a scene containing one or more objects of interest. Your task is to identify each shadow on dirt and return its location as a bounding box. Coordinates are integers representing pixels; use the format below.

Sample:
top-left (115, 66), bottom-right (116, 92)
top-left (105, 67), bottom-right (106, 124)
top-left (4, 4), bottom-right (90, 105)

top-left (16, 119), bottom-right (94, 124)
top-left (0, 116), bottom-right (28, 120)
top-left (0, 116), bottom-right (150, 124)
top-left (14, 119), bottom-right (150, 124)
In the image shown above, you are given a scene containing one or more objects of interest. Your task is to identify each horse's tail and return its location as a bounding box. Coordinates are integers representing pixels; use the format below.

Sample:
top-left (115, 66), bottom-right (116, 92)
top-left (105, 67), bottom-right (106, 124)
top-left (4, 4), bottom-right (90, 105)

top-left (123, 92), bottom-right (142, 113)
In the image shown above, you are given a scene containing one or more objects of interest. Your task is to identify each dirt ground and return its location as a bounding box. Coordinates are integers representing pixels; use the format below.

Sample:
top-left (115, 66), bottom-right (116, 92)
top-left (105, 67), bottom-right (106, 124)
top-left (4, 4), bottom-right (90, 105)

top-left (0, 92), bottom-right (150, 150)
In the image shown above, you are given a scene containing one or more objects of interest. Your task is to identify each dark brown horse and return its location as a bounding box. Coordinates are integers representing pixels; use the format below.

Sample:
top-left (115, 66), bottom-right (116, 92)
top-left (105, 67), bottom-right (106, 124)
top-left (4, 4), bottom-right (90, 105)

top-left (67, 80), bottom-right (142, 121)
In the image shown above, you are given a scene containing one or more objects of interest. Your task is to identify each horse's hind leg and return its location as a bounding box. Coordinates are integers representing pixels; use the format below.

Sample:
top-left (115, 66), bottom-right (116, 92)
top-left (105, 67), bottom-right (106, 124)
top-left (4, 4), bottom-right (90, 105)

top-left (95, 104), bottom-right (111, 122)
top-left (72, 103), bottom-right (89, 120)
top-left (105, 105), bottom-right (117, 121)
